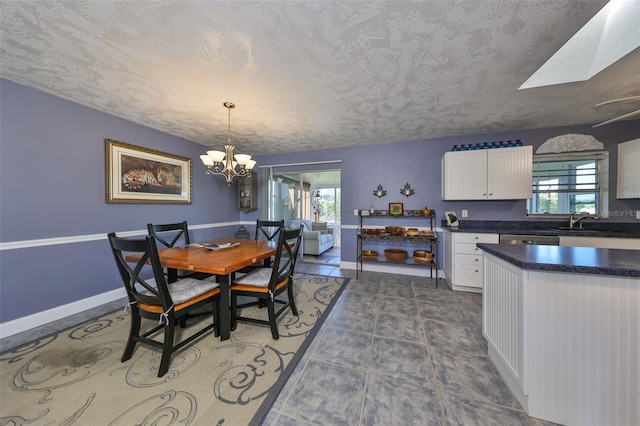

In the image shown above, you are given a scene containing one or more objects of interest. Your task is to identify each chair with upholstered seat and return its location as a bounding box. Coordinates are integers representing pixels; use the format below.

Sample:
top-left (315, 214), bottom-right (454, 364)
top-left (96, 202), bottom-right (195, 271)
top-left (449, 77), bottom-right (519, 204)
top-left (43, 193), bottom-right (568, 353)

top-left (108, 232), bottom-right (220, 377)
top-left (147, 221), bottom-right (212, 282)
top-left (230, 226), bottom-right (303, 339)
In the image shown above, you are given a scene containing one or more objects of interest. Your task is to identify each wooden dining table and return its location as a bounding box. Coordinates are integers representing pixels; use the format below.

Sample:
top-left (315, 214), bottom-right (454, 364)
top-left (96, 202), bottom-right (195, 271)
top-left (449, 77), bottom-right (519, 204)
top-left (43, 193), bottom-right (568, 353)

top-left (126, 238), bottom-right (278, 340)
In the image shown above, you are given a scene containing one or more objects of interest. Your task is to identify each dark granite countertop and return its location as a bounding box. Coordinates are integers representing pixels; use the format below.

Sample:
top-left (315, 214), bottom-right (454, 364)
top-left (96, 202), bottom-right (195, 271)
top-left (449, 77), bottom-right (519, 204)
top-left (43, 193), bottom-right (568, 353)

top-left (441, 220), bottom-right (640, 239)
top-left (478, 243), bottom-right (640, 277)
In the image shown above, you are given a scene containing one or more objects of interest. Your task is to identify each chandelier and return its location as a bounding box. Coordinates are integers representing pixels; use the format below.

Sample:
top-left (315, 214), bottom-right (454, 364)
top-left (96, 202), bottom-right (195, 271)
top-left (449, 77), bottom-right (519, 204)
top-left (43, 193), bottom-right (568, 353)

top-left (200, 102), bottom-right (256, 186)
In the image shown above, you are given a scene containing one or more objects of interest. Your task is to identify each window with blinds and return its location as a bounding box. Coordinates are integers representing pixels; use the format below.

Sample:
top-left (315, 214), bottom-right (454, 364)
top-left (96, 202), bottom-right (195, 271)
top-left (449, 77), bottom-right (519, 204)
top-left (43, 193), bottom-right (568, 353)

top-left (526, 151), bottom-right (609, 216)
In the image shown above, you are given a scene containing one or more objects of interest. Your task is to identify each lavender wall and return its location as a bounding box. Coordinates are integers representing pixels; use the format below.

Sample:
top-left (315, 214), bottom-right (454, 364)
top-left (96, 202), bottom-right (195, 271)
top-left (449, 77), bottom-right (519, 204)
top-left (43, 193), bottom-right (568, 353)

top-left (255, 121), bottom-right (640, 263)
top-left (0, 79), bottom-right (239, 323)
top-left (1, 77), bottom-right (639, 325)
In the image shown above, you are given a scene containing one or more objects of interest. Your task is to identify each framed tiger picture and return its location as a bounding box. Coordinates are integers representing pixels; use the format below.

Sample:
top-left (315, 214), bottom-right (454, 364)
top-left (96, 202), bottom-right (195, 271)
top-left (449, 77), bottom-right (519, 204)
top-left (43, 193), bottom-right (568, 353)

top-left (105, 139), bottom-right (192, 204)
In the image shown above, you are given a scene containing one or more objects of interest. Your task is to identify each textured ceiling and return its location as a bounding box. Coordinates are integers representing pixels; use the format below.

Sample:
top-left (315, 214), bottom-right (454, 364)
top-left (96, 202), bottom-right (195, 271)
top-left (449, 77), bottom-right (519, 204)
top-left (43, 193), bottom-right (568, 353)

top-left (1, 1), bottom-right (639, 156)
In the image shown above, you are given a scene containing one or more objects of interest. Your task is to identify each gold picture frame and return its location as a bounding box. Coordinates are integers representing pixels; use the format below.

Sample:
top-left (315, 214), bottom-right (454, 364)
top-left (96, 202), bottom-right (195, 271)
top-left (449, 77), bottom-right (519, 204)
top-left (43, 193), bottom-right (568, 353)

top-left (105, 139), bottom-right (192, 204)
top-left (389, 202), bottom-right (404, 216)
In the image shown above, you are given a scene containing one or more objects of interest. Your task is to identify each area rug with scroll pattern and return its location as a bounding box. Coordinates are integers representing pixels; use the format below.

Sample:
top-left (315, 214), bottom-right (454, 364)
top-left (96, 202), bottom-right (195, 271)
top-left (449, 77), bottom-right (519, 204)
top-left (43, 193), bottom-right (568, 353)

top-left (0, 273), bottom-right (348, 425)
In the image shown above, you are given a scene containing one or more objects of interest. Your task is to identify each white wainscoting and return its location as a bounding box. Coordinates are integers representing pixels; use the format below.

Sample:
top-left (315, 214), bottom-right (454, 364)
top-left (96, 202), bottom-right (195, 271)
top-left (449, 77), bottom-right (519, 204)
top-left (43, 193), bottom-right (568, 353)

top-left (483, 252), bottom-right (640, 426)
top-left (0, 288), bottom-right (127, 338)
top-left (0, 221), bottom-right (244, 338)
top-left (527, 271), bottom-right (639, 426)
top-left (483, 256), bottom-right (525, 395)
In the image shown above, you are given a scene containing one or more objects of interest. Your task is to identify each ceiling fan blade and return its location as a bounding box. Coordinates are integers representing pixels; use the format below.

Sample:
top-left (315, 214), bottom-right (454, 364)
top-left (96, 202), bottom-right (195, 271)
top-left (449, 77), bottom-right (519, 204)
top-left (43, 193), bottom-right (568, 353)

top-left (592, 109), bottom-right (640, 127)
top-left (595, 95), bottom-right (640, 107)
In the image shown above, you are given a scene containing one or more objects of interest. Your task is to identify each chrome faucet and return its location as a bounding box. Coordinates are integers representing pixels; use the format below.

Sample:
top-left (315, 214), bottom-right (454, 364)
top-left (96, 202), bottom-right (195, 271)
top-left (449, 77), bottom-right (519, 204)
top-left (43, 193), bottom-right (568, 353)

top-left (569, 213), bottom-right (600, 229)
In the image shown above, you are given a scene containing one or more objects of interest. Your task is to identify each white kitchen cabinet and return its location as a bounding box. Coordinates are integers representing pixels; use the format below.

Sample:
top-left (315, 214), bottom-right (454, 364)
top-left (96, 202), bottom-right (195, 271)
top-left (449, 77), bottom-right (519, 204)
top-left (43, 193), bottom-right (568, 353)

top-left (443, 230), bottom-right (499, 292)
top-left (617, 138), bottom-right (640, 199)
top-left (441, 146), bottom-right (533, 200)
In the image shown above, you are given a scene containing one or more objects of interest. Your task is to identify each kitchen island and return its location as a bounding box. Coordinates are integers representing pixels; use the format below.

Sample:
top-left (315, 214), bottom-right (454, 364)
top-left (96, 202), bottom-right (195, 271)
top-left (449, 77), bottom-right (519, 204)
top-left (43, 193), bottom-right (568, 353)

top-left (478, 243), bottom-right (639, 426)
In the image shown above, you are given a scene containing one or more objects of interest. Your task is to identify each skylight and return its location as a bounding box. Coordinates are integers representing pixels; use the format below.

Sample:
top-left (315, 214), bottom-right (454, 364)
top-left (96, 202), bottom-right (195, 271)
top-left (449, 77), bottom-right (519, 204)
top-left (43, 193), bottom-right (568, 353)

top-left (519, 0), bottom-right (640, 89)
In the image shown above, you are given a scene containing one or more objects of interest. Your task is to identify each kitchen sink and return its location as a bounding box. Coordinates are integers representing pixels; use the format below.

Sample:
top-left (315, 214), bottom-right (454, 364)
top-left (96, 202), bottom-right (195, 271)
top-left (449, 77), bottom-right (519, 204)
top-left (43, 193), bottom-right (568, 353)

top-left (539, 227), bottom-right (594, 232)
top-left (542, 227), bottom-right (638, 234)
top-left (553, 227), bottom-right (594, 231)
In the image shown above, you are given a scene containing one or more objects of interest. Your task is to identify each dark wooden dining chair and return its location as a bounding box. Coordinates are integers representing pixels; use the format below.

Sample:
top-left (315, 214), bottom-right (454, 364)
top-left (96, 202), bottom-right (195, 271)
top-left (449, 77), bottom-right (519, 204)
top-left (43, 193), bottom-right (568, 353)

top-left (253, 219), bottom-right (285, 268)
top-left (108, 232), bottom-right (220, 377)
top-left (237, 219), bottom-right (285, 275)
top-left (255, 219), bottom-right (285, 241)
top-left (147, 221), bottom-right (212, 281)
top-left (230, 226), bottom-right (303, 339)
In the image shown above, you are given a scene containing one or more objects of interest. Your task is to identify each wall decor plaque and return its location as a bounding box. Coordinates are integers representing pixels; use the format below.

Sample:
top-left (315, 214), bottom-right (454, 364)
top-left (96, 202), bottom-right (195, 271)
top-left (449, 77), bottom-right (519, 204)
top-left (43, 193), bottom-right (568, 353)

top-left (389, 202), bottom-right (404, 216)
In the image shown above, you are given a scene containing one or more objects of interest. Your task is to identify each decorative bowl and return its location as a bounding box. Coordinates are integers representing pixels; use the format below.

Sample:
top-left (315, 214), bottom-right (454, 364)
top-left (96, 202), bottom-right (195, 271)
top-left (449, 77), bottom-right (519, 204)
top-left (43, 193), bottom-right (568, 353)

top-left (385, 226), bottom-right (404, 235)
top-left (384, 249), bottom-right (408, 261)
top-left (362, 228), bottom-right (383, 235)
top-left (362, 250), bottom-right (379, 258)
top-left (413, 250), bottom-right (433, 262)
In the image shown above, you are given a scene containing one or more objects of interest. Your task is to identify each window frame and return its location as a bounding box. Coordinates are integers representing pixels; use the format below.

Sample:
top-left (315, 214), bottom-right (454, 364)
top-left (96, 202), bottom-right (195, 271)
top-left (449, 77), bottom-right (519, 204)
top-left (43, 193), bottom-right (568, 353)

top-left (526, 151), bottom-right (609, 218)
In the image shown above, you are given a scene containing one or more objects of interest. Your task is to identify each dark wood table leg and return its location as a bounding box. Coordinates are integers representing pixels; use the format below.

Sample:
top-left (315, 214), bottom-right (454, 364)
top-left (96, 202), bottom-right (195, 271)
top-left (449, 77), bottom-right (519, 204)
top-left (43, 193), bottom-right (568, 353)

top-left (217, 273), bottom-right (231, 340)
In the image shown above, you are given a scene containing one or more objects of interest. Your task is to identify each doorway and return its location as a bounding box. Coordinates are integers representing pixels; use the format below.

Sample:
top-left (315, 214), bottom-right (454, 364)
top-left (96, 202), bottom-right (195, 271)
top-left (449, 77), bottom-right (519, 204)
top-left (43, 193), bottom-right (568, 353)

top-left (259, 167), bottom-right (341, 265)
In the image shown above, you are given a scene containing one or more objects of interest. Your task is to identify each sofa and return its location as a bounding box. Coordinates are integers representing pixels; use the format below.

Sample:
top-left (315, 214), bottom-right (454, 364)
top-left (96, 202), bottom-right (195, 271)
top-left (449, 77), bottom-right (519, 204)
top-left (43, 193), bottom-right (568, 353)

top-left (285, 219), bottom-right (334, 255)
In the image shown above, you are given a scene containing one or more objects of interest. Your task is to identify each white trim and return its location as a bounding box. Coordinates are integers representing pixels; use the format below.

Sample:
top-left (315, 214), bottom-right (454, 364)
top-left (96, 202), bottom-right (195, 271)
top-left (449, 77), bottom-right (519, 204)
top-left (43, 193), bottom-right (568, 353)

top-left (344, 223), bottom-right (445, 234)
top-left (258, 160), bottom-right (342, 168)
top-left (0, 220), bottom-right (252, 338)
top-left (0, 232), bottom-right (137, 250)
top-left (341, 261), bottom-right (443, 279)
top-left (0, 287), bottom-right (127, 339)
top-left (180, 221), bottom-right (245, 230)
top-left (0, 222), bottom-right (242, 251)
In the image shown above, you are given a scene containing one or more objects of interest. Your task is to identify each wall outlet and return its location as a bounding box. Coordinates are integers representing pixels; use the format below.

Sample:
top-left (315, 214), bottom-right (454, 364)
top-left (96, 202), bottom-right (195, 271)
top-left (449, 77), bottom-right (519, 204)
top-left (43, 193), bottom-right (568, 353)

top-left (461, 209), bottom-right (468, 218)
top-left (354, 209), bottom-right (359, 216)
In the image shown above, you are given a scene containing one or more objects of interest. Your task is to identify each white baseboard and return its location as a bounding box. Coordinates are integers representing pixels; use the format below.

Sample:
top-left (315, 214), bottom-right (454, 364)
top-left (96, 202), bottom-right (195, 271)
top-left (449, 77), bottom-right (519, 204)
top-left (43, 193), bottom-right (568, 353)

top-left (489, 345), bottom-right (529, 412)
top-left (451, 284), bottom-right (483, 293)
top-left (1, 262), bottom-right (442, 339)
top-left (340, 261), bottom-right (443, 278)
top-left (0, 287), bottom-right (127, 339)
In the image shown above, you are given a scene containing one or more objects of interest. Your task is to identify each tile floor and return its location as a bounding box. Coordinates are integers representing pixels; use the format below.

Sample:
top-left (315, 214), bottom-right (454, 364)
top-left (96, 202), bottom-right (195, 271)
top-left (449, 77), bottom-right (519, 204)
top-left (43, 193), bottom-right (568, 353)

top-left (302, 245), bottom-right (341, 266)
top-left (263, 266), bottom-right (558, 426)
top-left (0, 263), bottom-right (557, 425)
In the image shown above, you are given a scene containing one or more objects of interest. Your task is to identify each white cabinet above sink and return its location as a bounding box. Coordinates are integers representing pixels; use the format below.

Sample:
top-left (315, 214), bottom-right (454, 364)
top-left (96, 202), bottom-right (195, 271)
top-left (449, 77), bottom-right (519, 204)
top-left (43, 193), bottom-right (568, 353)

top-left (441, 146), bottom-right (533, 200)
